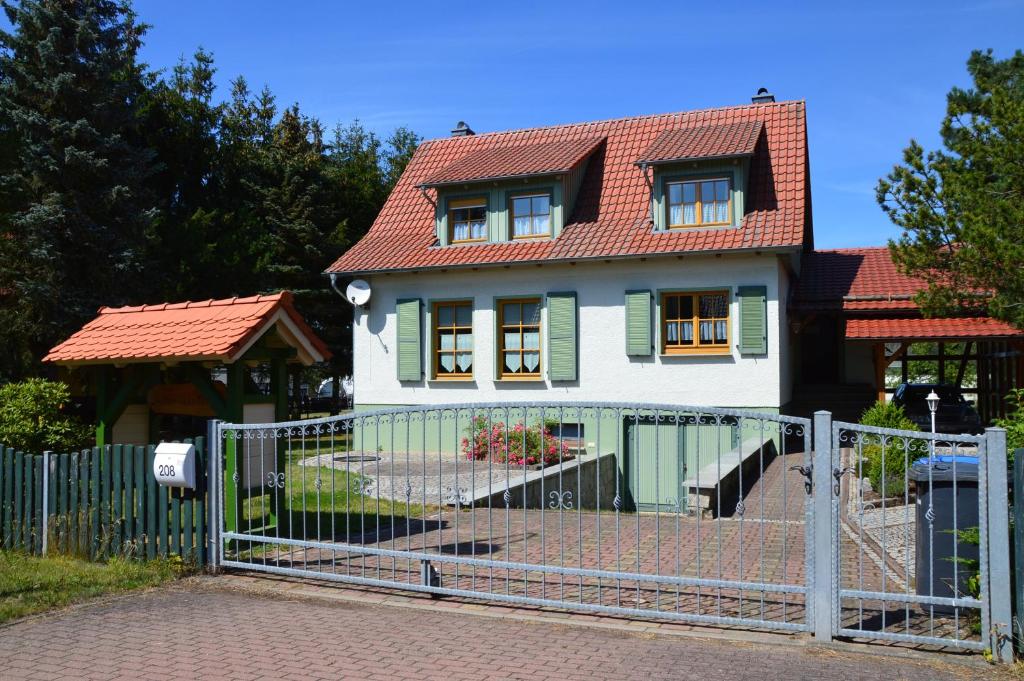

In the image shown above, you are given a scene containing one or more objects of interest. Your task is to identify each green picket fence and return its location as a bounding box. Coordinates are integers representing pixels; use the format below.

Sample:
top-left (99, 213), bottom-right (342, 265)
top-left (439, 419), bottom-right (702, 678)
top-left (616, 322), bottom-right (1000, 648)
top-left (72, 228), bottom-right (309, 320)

top-left (0, 438), bottom-right (207, 566)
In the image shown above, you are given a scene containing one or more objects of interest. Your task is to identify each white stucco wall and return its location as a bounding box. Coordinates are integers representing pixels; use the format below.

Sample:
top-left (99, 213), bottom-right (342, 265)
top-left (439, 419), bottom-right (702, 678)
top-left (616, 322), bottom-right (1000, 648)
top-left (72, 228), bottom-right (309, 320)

top-left (352, 254), bottom-right (790, 409)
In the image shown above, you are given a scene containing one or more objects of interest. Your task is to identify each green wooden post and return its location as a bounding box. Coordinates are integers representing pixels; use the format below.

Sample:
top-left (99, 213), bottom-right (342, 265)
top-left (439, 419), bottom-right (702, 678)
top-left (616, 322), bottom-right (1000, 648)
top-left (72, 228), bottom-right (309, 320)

top-left (32, 456), bottom-right (42, 554)
top-left (69, 453), bottom-right (79, 556)
top-left (145, 445), bottom-right (157, 560)
top-left (170, 488), bottom-right (181, 557)
top-left (58, 453), bottom-right (69, 553)
top-left (22, 454), bottom-right (32, 552)
top-left (90, 447), bottom-right (101, 559)
top-left (2, 448), bottom-right (12, 549)
top-left (80, 450), bottom-right (90, 557)
top-left (111, 445), bottom-right (123, 553)
top-left (101, 445), bottom-right (112, 557)
top-left (122, 445), bottom-right (133, 546)
top-left (158, 477), bottom-right (169, 558)
top-left (13, 451), bottom-right (24, 549)
top-left (134, 446), bottom-right (145, 553)
top-left (194, 436), bottom-right (205, 567)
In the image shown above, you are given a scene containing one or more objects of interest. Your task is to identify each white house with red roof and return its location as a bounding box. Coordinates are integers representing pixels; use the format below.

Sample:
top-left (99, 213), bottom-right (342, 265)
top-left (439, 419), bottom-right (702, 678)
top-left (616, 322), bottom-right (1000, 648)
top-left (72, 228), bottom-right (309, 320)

top-left (327, 91), bottom-right (811, 413)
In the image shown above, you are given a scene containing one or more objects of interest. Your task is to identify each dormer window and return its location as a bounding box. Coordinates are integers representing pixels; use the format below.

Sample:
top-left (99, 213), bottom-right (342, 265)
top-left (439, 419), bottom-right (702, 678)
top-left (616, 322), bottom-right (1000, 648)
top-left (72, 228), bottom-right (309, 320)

top-left (667, 178), bottom-right (731, 228)
top-left (449, 198), bottom-right (487, 243)
top-left (511, 193), bottom-right (551, 239)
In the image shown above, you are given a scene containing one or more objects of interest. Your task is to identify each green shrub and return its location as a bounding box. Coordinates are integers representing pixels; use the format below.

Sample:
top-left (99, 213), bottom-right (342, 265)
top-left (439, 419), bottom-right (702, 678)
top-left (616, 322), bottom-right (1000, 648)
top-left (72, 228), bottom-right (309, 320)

top-left (994, 388), bottom-right (1024, 456)
top-left (858, 400), bottom-right (920, 493)
top-left (0, 379), bottom-right (92, 452)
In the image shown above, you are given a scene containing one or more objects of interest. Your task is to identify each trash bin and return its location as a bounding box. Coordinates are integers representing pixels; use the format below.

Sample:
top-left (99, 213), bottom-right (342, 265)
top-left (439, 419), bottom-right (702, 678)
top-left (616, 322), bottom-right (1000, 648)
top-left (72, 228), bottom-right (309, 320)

top-left (910, 455), bottom-right (980, 613)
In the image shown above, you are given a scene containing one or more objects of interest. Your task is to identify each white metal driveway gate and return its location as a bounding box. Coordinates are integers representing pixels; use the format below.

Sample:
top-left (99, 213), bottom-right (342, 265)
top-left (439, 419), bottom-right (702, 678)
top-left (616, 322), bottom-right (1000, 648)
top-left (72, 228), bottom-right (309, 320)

top-left (206, 405), bottom-right (1012, 660)
top-left (820, 412), bottom-right (1011, 659)
top-left (208, 403), bottom-right (814, 633)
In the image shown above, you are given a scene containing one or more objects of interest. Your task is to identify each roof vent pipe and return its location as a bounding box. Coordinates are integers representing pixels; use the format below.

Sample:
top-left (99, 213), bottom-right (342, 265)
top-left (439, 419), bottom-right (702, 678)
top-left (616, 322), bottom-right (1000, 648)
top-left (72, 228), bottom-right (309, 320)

top-left (751, 87), bottom-right (775, 104)
top-left (451, 121), bottom-right (475, 137)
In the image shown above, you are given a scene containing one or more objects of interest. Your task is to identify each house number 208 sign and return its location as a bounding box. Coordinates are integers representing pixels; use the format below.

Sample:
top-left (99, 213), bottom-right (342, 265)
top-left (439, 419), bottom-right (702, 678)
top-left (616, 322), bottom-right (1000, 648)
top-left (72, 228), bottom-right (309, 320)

top-left (153, 442), bottom-right (197, 489)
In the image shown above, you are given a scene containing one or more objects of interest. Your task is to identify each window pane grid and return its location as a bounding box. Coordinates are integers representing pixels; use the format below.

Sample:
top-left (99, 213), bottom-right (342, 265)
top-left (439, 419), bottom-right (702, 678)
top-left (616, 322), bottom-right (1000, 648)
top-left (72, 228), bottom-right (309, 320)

top-left (662, 292), bottom-right (729, 353)
top-left (450, 200), bottom-right (487, 243)
top-left (511, 194), bottom-right (551, 238)
top-left (666, 178), bottom-right (730, 228)
top-left (434, 301), bottom-right (473, 378)
top-left (500, 299), bottom-right (541, 377)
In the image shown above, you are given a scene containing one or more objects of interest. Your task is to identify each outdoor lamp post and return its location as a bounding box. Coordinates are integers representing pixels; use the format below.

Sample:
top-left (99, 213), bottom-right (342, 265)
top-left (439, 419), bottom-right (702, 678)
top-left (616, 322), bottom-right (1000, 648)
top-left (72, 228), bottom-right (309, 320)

top-left (926, 390), bottom-right (940, 434)
top-left (926, 389), bottom-right (940, 463)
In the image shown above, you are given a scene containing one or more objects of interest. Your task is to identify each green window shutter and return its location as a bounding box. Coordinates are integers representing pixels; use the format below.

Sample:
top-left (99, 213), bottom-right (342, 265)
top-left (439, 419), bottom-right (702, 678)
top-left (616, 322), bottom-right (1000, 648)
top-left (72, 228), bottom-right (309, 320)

top-left (547, 292), bottom-right (577, 381)
top-left (625, 290), bottom-right (653, 356)
top-left (737, 286), bottom-right (767, 355)
top-left (396, 298), bottom-right (422, 381)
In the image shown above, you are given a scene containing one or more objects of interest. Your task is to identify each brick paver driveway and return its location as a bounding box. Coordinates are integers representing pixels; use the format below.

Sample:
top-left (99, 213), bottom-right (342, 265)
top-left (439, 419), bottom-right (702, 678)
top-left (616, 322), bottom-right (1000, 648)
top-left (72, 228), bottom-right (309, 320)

top-left (0, 580), bottom-right (1003, 681)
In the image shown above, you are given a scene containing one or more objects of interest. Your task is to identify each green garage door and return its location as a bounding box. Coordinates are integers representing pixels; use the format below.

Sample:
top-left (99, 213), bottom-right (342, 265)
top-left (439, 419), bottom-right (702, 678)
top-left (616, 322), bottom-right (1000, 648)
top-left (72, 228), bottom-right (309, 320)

top-left (623, 416), bottom-right (739, 512)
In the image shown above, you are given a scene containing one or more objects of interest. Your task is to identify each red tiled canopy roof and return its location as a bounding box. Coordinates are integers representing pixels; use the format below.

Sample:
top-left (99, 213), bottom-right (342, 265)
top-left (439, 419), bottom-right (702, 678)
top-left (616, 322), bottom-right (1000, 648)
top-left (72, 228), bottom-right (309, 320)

top-left (421, 136), bottom-right (605, 187)
top-left (636, 120), bottom-right (763, 165)
top-left (43, 292), bottom-right (331, 366)
top-left (792, 247), bottom-right (925, 311)
top-left (327, 100), bottom-right (810, 275)
top-left (846, 317), bottom-right (1024, 340)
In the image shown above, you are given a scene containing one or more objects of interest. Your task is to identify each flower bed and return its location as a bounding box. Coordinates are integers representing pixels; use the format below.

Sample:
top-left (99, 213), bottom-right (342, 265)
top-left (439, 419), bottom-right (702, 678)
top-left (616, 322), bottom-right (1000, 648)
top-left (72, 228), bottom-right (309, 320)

top-left (461, 416), bottom-right (573, 467)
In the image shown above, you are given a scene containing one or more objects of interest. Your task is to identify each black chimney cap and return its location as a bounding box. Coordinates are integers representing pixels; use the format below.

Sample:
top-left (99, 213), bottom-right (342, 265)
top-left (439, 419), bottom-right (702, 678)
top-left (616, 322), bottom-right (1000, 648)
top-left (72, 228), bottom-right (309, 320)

top-left (451, 121), bottom-right (475, 137)
top-left (751, 87), bottom-right (775, 104)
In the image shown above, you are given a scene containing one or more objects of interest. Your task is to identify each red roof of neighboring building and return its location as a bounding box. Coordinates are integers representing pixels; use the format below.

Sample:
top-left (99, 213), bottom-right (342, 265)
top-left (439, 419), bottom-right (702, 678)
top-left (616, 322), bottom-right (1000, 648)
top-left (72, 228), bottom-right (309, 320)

top-left (43, 292), bottom-right (331, 365)
top-left (846, 317), bottom-right (1024, 340)
top-left (636, 120), bottom-right (763, 165)
top-left (327, 100), bottom-right (809, 274)
top-left (793, 247), bottom-right (923, 311)
top-left (421, 136), bottom-right (605, 187)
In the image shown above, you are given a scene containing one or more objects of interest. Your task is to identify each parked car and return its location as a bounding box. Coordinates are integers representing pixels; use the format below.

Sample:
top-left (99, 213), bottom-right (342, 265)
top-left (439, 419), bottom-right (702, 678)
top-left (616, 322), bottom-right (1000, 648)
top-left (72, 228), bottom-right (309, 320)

top-left (891, 383), bottom-right (983, 434)
top-left (307, 377), bottom-right (353, 413)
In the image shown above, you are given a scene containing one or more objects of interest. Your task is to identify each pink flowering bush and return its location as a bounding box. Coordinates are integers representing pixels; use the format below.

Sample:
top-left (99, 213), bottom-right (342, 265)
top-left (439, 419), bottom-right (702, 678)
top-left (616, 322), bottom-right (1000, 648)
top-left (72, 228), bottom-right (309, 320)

top-left (461, 416), bottom-right (572, 466)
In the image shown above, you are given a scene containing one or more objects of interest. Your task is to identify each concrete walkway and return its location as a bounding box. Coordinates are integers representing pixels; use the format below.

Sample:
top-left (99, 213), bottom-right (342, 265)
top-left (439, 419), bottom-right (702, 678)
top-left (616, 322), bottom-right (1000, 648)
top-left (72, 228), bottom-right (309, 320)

top-left (0, 579), bottom-right (1007, 681)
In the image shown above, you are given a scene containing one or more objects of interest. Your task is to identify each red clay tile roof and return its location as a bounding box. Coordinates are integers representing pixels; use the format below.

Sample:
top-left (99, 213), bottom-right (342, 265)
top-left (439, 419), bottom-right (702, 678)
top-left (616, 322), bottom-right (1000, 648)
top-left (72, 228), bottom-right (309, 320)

top-left (421, 136), bottom-right (605, 187)
top-left (327, 100), bottom-right (809, 274)
top-left (792, 247), bottom-right (923, 312)
top-left (636, 120), bottom-right (763, 165)
top-left (846, 317), bottom-right (1024, 340)
top-left (43, 292), bottom-right (331, 365)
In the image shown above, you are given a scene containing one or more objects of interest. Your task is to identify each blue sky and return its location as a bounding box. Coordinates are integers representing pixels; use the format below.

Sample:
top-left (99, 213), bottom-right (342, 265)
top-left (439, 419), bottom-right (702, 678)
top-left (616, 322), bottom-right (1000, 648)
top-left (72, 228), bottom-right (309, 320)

top-left (22, 2), bottom-right (1024, 247)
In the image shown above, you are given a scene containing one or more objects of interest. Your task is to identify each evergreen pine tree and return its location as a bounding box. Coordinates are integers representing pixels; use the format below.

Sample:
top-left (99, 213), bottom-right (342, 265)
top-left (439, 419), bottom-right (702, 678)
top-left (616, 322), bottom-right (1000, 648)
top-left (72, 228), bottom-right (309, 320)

top-left (0, 0), bottom-right (158, 377)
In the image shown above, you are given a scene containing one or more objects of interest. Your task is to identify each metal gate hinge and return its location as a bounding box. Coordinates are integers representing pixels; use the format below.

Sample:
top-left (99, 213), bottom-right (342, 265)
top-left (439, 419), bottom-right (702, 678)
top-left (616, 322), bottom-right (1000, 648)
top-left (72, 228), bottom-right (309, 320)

top-left (790, 464), bottom-right (812, 495)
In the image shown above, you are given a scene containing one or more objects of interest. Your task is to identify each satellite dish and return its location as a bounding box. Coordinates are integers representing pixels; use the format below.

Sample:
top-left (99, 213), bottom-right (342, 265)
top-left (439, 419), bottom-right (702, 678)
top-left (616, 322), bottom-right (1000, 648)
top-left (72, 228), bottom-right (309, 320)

top-left (345, 279), bottom-right (372, 308)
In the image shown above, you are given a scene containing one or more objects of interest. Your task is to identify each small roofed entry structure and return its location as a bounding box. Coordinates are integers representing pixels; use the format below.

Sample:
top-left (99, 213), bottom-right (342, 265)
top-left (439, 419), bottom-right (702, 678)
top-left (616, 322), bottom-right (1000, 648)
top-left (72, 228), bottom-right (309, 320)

top-left (43, 292), bottom-right (331, 447)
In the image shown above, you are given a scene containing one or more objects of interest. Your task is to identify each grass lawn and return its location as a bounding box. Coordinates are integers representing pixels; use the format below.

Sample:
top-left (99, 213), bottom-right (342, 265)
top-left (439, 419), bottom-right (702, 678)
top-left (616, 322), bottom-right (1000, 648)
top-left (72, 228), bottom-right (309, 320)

top-left (236, 449), bottom-right (438, 560)
top-left (0, 551), bottom-right (185, 624)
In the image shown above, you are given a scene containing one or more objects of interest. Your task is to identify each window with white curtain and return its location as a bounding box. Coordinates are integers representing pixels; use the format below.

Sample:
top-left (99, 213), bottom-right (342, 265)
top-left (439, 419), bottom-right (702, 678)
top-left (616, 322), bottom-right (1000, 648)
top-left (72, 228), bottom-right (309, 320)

top-left (511, 194), bottom-right (551, 238)
top-left (666, 178), bottom-right (731, 228)
top-left (661, 291), bottom-right (729, 354)
top-left (433, 301), bottom-right (473, 379)
top-left (449, 198), bottom-right (487, 243)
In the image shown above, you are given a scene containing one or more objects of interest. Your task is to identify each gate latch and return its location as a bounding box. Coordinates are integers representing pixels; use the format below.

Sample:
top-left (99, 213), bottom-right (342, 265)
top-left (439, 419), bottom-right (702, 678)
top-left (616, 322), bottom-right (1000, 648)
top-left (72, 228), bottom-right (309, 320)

top-left (790, 464), bottom-right (812, 495)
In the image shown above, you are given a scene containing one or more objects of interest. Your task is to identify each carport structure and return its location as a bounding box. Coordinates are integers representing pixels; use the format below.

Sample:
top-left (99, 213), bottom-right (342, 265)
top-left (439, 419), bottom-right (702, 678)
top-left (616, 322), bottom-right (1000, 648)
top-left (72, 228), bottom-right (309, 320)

top-left (790, 247), bottom-right (1024, 422)
top-left (43, 292), bottom-right (331, 446)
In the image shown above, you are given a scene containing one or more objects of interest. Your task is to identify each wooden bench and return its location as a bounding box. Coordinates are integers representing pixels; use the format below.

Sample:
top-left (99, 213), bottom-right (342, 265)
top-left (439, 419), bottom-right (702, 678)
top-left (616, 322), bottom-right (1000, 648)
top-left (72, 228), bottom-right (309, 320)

top-left (681, 436), bottom-right (778, 516)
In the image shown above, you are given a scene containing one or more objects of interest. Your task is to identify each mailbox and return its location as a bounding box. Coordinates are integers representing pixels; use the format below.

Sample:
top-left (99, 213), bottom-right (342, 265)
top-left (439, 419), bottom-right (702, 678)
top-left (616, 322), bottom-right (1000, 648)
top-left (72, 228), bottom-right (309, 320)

top-left (153, 442), bottom-right (196, 489)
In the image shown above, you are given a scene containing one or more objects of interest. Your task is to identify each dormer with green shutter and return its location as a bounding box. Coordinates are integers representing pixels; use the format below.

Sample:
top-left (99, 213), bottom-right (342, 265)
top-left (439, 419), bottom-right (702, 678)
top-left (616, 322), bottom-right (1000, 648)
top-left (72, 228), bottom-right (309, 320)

top-left (418, 137), bottom-right (605, 247)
